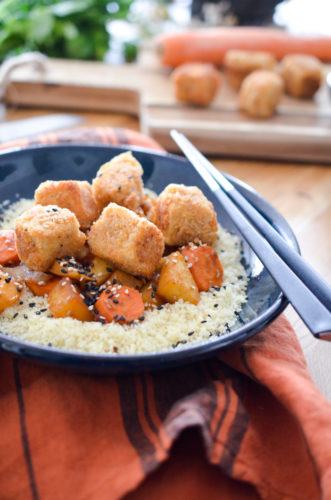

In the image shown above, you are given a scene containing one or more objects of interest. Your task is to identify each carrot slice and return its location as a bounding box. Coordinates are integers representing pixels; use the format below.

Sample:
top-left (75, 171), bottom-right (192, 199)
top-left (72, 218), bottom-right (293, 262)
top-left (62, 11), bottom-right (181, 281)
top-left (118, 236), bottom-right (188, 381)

top-left (26, 277), bottom-right (60, 297)
top-left (0, 229), bottom-right (19, 265)
top-left (95, 285), bottom-right (145, 324)
top-left (181, 244), bottom-right (223, 292)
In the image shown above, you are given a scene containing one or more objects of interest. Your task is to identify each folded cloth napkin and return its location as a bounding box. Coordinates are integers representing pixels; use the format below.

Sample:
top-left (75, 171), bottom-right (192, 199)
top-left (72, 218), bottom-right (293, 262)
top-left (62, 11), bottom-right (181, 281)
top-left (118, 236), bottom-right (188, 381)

top-left (0, 127), bottom-right (330, 500)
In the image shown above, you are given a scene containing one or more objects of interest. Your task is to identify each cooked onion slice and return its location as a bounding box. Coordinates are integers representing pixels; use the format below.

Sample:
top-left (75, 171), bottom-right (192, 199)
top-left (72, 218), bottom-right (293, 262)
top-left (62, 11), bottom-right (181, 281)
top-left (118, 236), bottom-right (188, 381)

top-left (0, 264), bottom-right (52, 283)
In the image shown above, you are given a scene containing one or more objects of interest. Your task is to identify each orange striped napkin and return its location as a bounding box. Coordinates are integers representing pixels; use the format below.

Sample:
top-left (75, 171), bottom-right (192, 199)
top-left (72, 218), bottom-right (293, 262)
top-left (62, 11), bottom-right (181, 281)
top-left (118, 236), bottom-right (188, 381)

top-left (0, 127), bottom-right (330, 500)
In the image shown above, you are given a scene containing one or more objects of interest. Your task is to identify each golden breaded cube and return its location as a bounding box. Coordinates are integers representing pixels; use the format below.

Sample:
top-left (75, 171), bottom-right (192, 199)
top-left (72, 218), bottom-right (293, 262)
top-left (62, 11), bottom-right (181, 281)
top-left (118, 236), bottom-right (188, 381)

top-left (87, 203), bottom-right (164, 279)
top-left (15, 205), bottom-right (86, 271)
top-left (172, 63), bottom-right (222, 106)
top-left (280, 54), bottom-right (322, 98)
top-left (239, 70), bottom-right (284, 118)
top-left (35, 180), bottom-right (99, 230)
top-left (92, 151), bottom-right (144, 212)
top-left (153, 184), bottom-right (218, 246)
top-left (224, 50), bottom-right (276, 89)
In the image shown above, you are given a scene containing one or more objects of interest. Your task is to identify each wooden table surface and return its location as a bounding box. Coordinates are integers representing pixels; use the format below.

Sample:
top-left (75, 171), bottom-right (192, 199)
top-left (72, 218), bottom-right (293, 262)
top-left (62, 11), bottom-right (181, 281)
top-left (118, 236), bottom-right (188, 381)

top-left (5, 105), bottom-right (331, 401)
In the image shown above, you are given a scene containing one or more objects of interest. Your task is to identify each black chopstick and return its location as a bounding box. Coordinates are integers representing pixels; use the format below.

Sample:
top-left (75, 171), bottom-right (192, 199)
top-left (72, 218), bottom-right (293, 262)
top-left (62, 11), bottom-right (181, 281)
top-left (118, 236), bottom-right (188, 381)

top-left (170, 130), bottom-right (331, 340)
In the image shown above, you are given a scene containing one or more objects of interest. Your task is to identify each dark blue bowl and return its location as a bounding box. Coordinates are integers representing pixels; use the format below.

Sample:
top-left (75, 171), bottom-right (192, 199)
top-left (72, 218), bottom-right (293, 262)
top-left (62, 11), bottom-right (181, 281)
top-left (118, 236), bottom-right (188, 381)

top-left (0, 144), bottom-right (298, 373)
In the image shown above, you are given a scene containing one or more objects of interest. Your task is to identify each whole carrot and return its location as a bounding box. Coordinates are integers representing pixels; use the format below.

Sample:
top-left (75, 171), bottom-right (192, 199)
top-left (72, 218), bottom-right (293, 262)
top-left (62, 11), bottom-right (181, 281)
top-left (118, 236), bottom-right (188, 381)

top-left (157, 27), bottom-right (331, 67)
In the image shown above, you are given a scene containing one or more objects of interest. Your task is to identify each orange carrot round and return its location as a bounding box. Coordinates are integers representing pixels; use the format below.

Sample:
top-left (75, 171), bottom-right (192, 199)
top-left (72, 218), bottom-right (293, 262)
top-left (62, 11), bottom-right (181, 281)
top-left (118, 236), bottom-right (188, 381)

top-left (181, 244), bottom-right (223, 292)
top-left (0, 229), bottom-right (19, 265)
top-left (95, 285), bottom-right (145, 324)
top-left (158, 27), bottom-right (331, 67)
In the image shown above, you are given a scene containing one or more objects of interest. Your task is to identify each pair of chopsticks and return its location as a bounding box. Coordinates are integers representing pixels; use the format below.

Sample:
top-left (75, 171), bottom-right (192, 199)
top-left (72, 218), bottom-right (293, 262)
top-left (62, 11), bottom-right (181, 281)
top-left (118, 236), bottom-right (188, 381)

top-left (171, 130), bottom-right (331, 340)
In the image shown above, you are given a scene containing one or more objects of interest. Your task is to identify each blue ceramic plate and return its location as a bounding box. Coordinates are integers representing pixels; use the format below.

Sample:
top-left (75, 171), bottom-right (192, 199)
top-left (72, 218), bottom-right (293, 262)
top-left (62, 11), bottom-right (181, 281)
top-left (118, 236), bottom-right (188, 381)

top-left (0, 145), bottom-right (298, 373)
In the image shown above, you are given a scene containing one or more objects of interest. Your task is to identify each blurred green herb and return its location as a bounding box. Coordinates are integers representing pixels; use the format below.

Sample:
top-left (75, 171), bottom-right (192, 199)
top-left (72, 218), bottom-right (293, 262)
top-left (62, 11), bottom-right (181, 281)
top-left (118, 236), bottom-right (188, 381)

top-left (123, 40), bottom-right (137, 62)
top-left (0, 0), bottom-right (134, 62)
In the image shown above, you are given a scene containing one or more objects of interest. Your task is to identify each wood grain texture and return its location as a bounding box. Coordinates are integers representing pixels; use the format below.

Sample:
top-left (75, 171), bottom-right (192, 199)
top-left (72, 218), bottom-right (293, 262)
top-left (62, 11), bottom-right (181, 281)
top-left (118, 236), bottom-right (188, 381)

top-left (5, 107), bottom-right (331, 400)
top-left (4, 58), bottom-right (331, 163)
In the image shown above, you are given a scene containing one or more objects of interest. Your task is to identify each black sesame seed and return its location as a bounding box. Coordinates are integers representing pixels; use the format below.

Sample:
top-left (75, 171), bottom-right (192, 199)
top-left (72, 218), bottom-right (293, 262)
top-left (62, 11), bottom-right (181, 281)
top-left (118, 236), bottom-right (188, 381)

top-left (24, 314), bottom-right (28, 319)
top-left (106, 267), bottom-right (112, 272)
top-left (60, 269), bottom-right (68, 274)
top-left (117, 185), bottom-right (121, 190)
top-left (35, 311), bottom-right (41, 315)
top-left (113, 299), bottom-right (119, 304)
top-left (52, 208), bottom-right (58, 212)
top-left (48, 342), bottom-right (52, 347)
top-left (201, 320), bottom-right (207, 323)
top-left (188, 331), bottom-right (194, 336)
top-left (13, 312), bottom-right (18, 319)
top-left (17, 287), bottom-right (22, 292)
top-left (157, 306), bottom-right (163, 310)
top-left (120, 315), bottom-right (126, 321)
top-left (19, 301), bottom-right (23, 305)
top-left (214, 304), bottom-right (219, 308)
top-left (40, 308), bottom-right (47, 312)
top-left (152, 285), bottom-right (157, 292)
top-left (139, 316), bottom-right (144, 321)
top-left (113, 314), bottom-right (118, 319)
top-left (135, 285), bottom-right (140, 290)
top-left (151, 292), bottom-right (155, 298)
top-left (5, 276), bottom-right (11, 283)
top-left (29, 303), bottom-right (36, 308)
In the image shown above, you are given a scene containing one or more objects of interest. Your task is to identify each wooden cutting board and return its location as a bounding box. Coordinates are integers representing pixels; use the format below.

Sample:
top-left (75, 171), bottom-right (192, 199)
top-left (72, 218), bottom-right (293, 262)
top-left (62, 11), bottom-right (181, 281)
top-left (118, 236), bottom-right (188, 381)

top-left (5, 58), bottom-right (331, 163)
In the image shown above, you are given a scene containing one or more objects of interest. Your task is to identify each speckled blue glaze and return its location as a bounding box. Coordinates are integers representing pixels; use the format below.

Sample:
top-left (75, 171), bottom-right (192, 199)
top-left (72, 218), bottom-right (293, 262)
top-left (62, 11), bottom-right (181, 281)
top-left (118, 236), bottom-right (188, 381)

top-left (0, 145), bottom-right (299, 373)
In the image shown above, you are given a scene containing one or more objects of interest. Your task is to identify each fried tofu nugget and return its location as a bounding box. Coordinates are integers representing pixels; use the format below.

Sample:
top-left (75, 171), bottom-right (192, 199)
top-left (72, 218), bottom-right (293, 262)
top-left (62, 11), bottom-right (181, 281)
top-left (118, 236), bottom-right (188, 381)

top-left (280, 54), bottom-right (322, 98)
top-left (92, 151), bottom-right (144, 212)
top-left (88, 203), bottom-right (164, 279)
top-left (239, 70), bottom-right (284, 118)
top-left (224, 50), bottom-right (276, 89)
top-left (154, 184), bottom-right (218, 246)
top-left (15, 205), bottom-right (86, 271)
top-left (172, 63), bottom-right (222, 106)
top-left (35, 180), bottom-right (99, 230)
